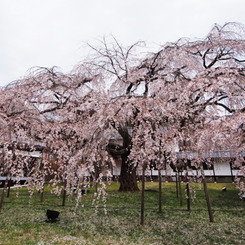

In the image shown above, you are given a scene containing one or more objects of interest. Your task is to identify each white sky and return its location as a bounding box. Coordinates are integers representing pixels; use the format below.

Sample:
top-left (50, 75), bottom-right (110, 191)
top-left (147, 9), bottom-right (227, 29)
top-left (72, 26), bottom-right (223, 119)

top-left (1, 0), bottom-right (245, 86)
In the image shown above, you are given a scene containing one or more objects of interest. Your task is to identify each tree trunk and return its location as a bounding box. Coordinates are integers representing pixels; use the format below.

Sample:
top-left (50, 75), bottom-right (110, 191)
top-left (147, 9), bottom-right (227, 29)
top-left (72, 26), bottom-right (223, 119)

top-left (108, 125), bottom-right (139, 192)
top-left (119, 155), bottom-right (139, 192)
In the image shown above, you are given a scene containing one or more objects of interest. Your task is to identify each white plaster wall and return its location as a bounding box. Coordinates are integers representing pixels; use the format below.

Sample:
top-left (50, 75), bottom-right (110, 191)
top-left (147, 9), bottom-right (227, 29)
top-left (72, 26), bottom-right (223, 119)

top-left (214, 161), bottom-right (232, 176)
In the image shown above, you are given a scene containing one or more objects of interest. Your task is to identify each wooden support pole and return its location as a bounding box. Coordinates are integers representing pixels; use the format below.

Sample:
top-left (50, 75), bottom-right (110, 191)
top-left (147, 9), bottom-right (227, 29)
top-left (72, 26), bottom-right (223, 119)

top-left (140, 163), bottom-right (146, 226)
top-left (6, 178), bottom-right (11, 198)
top-left (202, 170), bottom-right (214, 222)
top-left (186, 182), bottom-right (191, 211)
top-left (212, 166), bottom-right (217, 183)
top-left (175, 171), bottom-right (179, 199)
top-left (185, 172), bottom-right (191, 211)
top-left (0, 177), bottom-right (9, 211)
top-left (62, 181), bottom-right (67, 207)
top-left (95, 181), bottom-right (98, 193)
top-left (229, 161), bottom-right (234, 183)
top-left (178, 172), bottom-right (183, 206)
top-left (40, 185), bottom-right (44, 203)
top-left (158, 169), bottom-right (162, 213)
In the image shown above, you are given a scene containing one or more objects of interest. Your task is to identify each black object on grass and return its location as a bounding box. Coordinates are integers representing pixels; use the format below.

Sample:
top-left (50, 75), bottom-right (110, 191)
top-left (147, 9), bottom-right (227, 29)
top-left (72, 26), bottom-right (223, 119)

top-left (46, 209), bottom-right (60, 222)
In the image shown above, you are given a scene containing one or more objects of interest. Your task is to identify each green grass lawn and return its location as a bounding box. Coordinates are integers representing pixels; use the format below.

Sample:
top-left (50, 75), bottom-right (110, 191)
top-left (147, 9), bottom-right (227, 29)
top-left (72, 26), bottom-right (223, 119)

top-left (0, 182), bottom-right (244, 245)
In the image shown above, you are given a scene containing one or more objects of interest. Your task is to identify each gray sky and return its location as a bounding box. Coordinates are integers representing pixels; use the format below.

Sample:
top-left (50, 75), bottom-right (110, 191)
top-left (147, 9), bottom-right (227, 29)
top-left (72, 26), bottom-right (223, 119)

top-left (1, 0), bottom-right (245, 86)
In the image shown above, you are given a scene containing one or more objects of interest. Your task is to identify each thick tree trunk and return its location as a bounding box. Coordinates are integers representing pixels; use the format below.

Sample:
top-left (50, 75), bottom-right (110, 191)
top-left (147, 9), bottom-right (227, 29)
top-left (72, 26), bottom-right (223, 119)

top-left (116, 125), bottom-right (139, 192)
top-left (119, 155), bottom-right (139, 192)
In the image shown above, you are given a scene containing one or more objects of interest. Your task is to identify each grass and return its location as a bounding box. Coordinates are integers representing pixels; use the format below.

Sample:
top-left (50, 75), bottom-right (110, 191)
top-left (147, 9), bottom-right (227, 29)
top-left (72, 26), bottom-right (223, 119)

top-left (0, 182), bottom-right (244, 245)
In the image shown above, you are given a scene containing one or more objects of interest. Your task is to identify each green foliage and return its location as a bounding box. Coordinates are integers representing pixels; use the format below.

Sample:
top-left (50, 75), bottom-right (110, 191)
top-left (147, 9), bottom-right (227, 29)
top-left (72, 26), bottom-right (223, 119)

top-left (0, 182), bottom-right (244, 245)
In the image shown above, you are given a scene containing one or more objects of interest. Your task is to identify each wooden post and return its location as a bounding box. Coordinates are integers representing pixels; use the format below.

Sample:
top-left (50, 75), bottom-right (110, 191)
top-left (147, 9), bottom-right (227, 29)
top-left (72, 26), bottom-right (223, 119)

top-left (201, 169), bottom-right (214, 222)
top-left (95, 181), bottom-right (98, 193)
top-left (6, 178), bottom-right (11, 198)
top-left (212, 165), bottom-right (217, 183)
top-left (175, 171), bottom-right (179, 199)
top-left (6, 144), bottom-right (16, 199)
top-left (178, 172), bottom-right (183, 206)
top-left (0, 177), bottom-right (9, 211)
top-left (140, 163), bottom-right (146, 225)
top-left (185, 172), bottom-right (191, 211)
top-left (40, 185), bottom-right (44, 202)
top-left (229, 161), bottom-right (234, 183)
top-left (186, 182), bottom-right (191, 211)
top-left (158, 169), bottom-right (162, 213)
top-left (62, 181), bottom-right (67, 206)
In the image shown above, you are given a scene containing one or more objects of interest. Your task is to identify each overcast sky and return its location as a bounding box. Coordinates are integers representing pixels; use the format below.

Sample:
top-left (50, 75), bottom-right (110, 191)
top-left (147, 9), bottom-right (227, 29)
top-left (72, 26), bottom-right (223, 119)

top-left (1, 0), bottom-right (245, 86)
